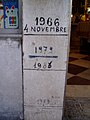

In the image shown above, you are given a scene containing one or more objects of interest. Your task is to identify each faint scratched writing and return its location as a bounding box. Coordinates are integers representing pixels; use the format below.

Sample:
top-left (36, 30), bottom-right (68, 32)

top-left (36, 96), bottom-right (61, 107)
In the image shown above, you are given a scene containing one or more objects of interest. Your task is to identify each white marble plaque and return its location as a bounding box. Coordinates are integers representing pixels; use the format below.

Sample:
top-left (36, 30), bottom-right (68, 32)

top-left (24, 70), bottom-right (65, 120)
top-left (24, 71), bottom-right (66, 107)
top-left (23, 0), bottom-right (72, 120)
top-left (23, 0), bottom-right (71, 35)
top-left (25, 107), bottom-right (63, 120)
top-left (23, 36), bottom-right (68, 71)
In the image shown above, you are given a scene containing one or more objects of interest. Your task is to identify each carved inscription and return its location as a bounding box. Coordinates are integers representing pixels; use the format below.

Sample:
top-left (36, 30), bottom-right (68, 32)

top-left (24, 17), bottom-right (67, 34)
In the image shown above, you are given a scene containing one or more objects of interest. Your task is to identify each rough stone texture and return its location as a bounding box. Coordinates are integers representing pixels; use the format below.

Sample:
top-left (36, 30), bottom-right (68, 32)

top-left (64, 97), bottom-right (90, 120)
top-left (0, 38), bottom-right (23, 120)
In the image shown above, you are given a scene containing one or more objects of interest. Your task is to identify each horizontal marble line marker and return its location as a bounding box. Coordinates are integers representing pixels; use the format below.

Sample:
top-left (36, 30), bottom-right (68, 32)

top-left (24, 34), bottom-right (68, 36)
top-left (29, 55), bottom-right (58, 58)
